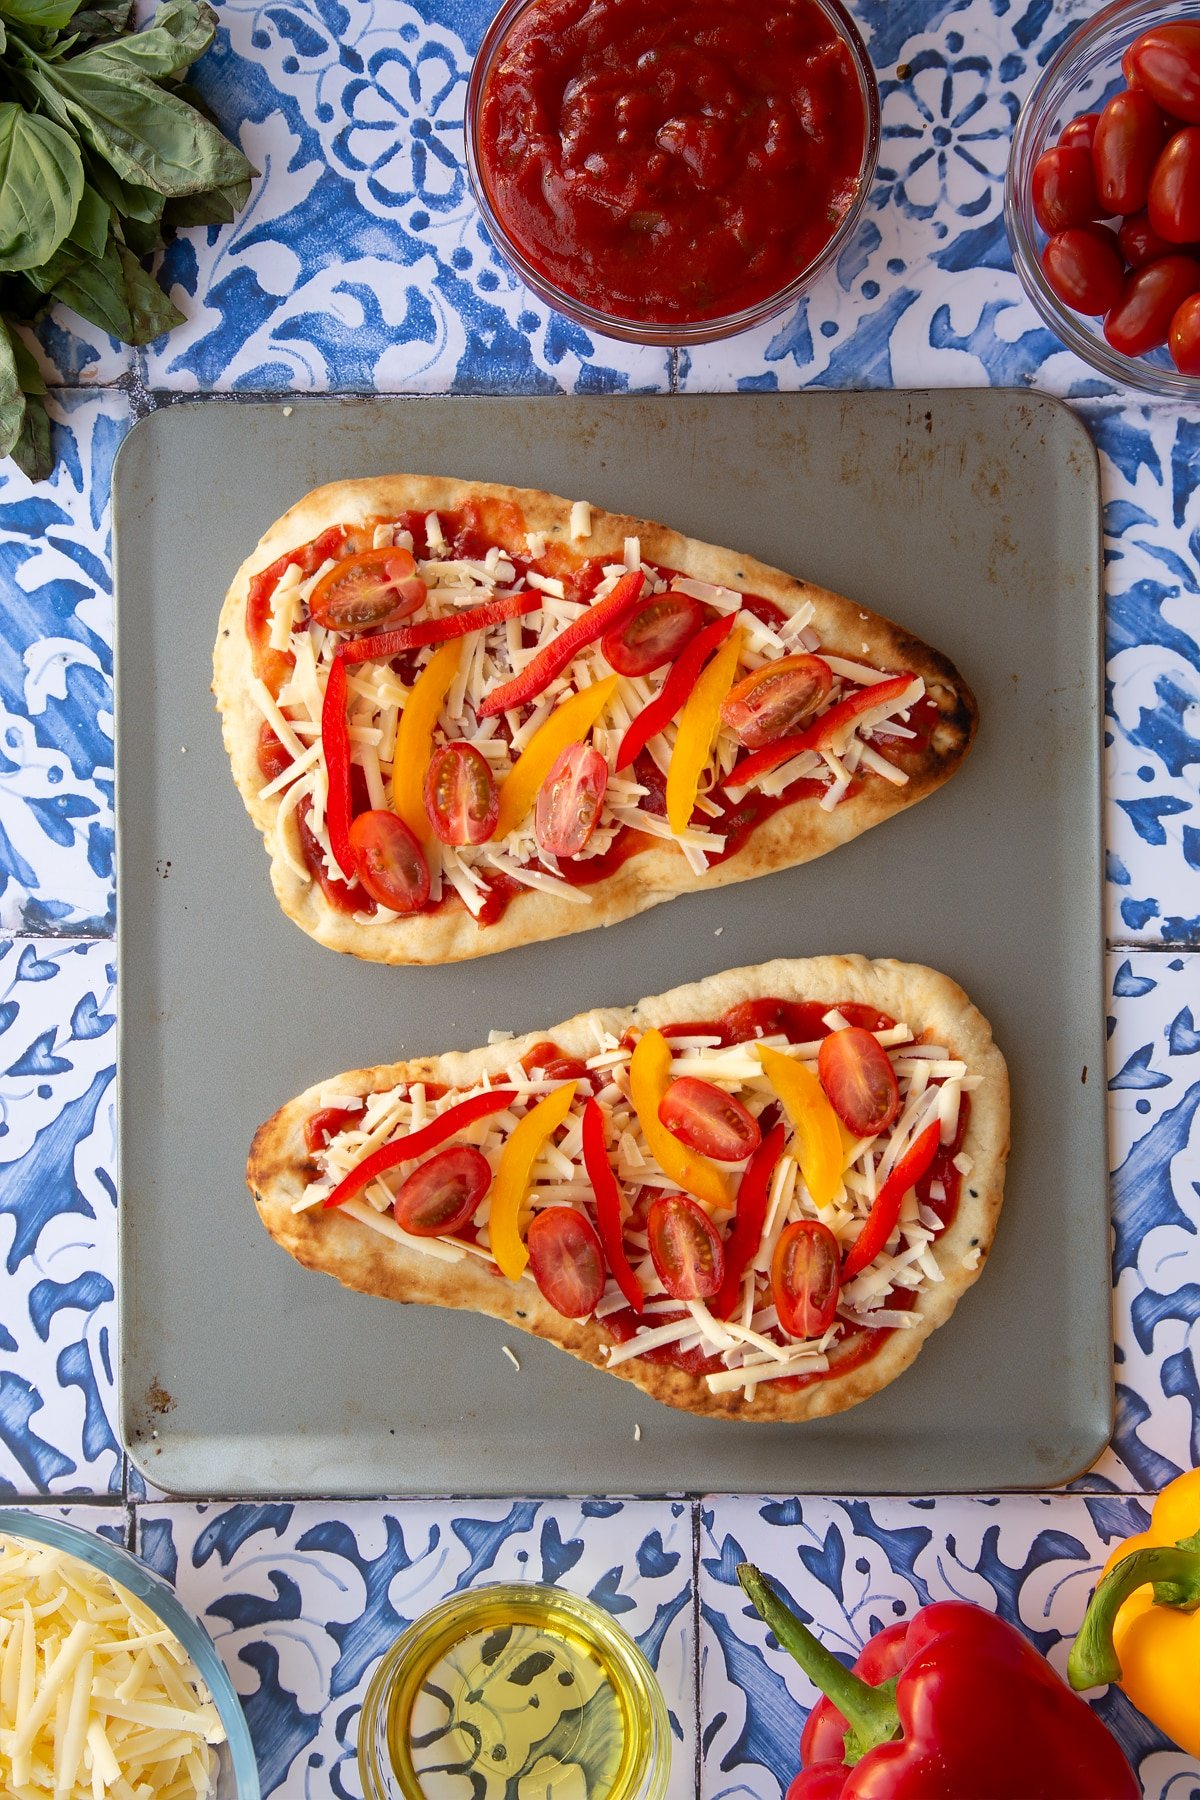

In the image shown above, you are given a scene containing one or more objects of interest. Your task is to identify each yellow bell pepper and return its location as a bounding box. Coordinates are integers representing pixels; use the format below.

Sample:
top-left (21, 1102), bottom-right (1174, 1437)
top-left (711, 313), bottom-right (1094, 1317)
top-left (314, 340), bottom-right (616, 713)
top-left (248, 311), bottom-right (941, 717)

top-left (757, 1043), bottom-right (842, 1209)
top-left (489, 1081), bottom-right (578, 1281)
top-left (391, 637), bottom-right (462, 841)
top-left (1068, 1467), bottom-right (1200, 1756)
top-left (665, 625), bottom-right (743, 835)
top-left (629, 1028), bottom-right (729, 1210)
top-left (494, 675), bottom-right (619, 841)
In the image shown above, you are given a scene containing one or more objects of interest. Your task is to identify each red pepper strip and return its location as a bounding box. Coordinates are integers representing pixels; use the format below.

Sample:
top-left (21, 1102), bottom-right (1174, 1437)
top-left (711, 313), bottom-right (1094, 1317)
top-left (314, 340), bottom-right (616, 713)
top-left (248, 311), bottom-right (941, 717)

top-left (321, 653), bottom-right (355, 880)
top-left (840, 1120), bottom-right (940, 1282)
top-left (339, 591), bottom-right (542, 666)
top-left (582, 1098), bottom-right (643, 1314)
top-left (322, 1089), bottom-right (518, 1210)
top-left (712, 1121), bottom-right (785, 1320)
top-left (478, 568), bottom-right (645, 718)
top-left (615, 612), bottom-right (736, 771)
top-left (724, 672), bottom-right (918, 790)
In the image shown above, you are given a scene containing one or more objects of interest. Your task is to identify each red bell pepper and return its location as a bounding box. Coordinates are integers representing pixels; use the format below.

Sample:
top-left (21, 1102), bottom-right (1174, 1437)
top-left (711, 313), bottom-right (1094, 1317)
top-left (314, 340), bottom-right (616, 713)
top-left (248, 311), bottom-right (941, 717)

top-left (321, 653), bottom-right (355, 880)
top-left (322, 1090), bottom-right (518, 1210)
top-left (738, 1566), bottom-right (1139, 1800)
top-left (339, 590), bottom-right (541, 666)
top-left (615, 612), bottom-right (736, 771)
top-left (479, 568), bottom-right (645, 718)
top-left (711, 1119), bottom-right (785, 1320)
top-left (841, 1120), bottom-right (940, 1282)
top-left (725, 672), bottom-right (918, 791)
top-left (582, 1098), bottom-right (643, 1314)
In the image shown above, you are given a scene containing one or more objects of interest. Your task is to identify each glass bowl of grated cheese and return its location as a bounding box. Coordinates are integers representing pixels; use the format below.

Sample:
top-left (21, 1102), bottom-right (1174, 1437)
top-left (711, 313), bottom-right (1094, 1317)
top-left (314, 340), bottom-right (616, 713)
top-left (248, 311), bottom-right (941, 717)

top-left (0, 1510), bottom-right (259, 1800)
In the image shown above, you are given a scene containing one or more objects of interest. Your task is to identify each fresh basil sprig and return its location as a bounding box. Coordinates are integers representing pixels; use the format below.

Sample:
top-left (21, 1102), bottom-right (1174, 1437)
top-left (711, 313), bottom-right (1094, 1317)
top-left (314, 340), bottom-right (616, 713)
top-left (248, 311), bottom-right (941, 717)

top-left (0, 0), bottom-right (254, 477)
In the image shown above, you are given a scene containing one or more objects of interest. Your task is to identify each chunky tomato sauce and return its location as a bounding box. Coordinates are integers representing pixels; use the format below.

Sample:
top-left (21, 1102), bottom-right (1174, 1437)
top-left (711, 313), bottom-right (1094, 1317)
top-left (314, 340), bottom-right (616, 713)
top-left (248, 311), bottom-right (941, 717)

top-left (476, 0), bottom-right (868, 324)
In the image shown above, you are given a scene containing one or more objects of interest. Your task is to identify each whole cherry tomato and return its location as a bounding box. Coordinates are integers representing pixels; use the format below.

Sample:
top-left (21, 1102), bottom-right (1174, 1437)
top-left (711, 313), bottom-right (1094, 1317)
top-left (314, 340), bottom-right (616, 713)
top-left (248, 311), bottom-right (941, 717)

top-left (720, 654), bottom-right (833, 749)
top-left (424, 741), bottom-right (498, 845)
top-left (1041, 226), bottom-right (1125, 314)
top-left (1168, 290), bottom-right (1200, 373)
top-left (1148, 127), bottom-right (1200, 243)
top-left (601, 592), bottom-right (702, 676)
top-left (1058, 111), bottom-right (1099, 154)
top-left (535, 740), bottom-right (608, 859)
top-left (647, 1194), bottom-right (725, 1301)
top-left (659, 1077), bottom-right (762, 1162)
top-left (1031, 144), bottom-right (1101, 232)
top-left (771, 1220), bottom-right (841, 1339)
top-left (1092, 90), bottom-right (1167, 215)
top-left (527, 1206), bottom-right (606, 1317)
top-left (1124, 22), bottom-right (1200, 125)
top-left (348, 810), bottom-right (430, 911)
top-left (1117, 208), bottom-right (1186, 268)
top-left (309, 548), bottom-right (426, 633)
top-left (1105, 253), bottom-right (1200, 354)
top-left (394, 1145), bottom-right (491, 1236)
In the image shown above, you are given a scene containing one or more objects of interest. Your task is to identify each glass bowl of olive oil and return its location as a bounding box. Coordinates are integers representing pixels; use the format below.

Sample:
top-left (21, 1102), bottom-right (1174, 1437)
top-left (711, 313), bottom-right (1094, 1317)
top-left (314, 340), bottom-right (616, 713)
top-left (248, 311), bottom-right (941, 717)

top-left (358, 1583), bottom-right (671, 1800)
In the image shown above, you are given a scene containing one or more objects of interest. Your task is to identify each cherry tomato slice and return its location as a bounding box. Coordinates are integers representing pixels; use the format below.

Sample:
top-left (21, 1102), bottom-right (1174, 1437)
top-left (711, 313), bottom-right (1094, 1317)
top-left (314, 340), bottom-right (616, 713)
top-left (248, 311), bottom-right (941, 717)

top-left (1124, 23), bottom-right (1200, 126)
top-left (1031, 144), bottom-right (1101, 233)
top-left (1149, 128), bottom-right (1200, 244)
top-left (719, 654), bottom-right (834, 749)
top-left (526, 1207), bottom-right (606, 1317)
top-left (309, 548), bottom-right (427, 634)
top-left (393, 1145), bottom-right (491, 1236)
top-left (601, 592), bottom-right (702, 676)
top-left (817, 1026), bottom-right (900, 1136)
top-left (1168, 291), bottom-right (1200, 373)
top-left (658, 1077), bottom-right (762, 1163)
top-left (535, 740), bottom-right (609, 859)
top-left (1117, 209), bottom-right (1187, 268)
top-left (1041, 226), bottom-right (1124, 315)
top-left (1093, 90), bottom-right (1167, 216)
top-left (1058, 112), bottom-right (1099, 154)
top-left (424, 741), bottom-right (499, 845)
top-left (348, 809), bottom-right (430, 912)
top-left (1105, 254), bottom-right (1200, 354)
top-left (771, 1219), bottom-right (841, 1339)
top-left (647, 1194), bottom-right (725, 1301)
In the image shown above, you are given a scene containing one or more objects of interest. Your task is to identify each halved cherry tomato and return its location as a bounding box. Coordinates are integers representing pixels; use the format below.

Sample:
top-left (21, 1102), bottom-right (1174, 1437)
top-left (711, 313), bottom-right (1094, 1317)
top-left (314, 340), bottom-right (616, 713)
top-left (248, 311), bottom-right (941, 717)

top-left (1031, 144), bottom-right (1101, 233)
top-left (526, 1207), bottom-right (606, 1317)
top-left (659, 1078), bottom-right (762, 1163)
top-left (601, 592), bottom-right (702, 676)
top-left (1169, 290), bottom-right (1200, 373)
top-left (1041, 226), bottom-right (1124, 314)
top-left (309, 548), bottom-right (427, 634)
top-left (393, 1145), bottom-right (491, 1237)
top-left (257, 721), bottom-right (291, 784)
top-left (1124, 23), bottom-right (1200, 126)
top-left (1059, 112), bottom-right (1099, 154)
top-left (817, 1026), bottom-right (900, 1137)
top-left (719, 654), bottom-right (834, 750)
top-left (424, 742), bottom-right (498, 845)
top-left (1117, 208), bottom-right (1186, 268)
top-left (1093, 90), bottom-right (1167, 216)
top-left (534, 741), bottom-right (608, 859)
top-left (771, 1219), bottom-right (841, 1339)
top-left (647, 1194), bottom-right (725, 1301)
top-left (348, 810), bottom-right (430, 912)
top-left (1104, 253), bottom-right (1200, 354)
top-left (1148, 127), bottom-right (1200, 244)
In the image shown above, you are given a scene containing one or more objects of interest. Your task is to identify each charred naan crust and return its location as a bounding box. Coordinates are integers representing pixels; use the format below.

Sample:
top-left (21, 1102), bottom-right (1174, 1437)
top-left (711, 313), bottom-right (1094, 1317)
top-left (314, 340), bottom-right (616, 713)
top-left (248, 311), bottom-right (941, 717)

top-left (248, 957), bottom-right (1009, 1423)
top-left (215, 478), bottom-right (977, 964)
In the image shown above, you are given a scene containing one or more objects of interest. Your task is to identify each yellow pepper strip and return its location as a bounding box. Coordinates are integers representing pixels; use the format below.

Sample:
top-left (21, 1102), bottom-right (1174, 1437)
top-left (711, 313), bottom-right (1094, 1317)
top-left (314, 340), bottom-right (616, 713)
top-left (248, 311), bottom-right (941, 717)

top-left (489, 1081), bottom-right (579, 1281)
top-left (1068, 1467), bottom-right (1200, 1756)
top-left (494, 675), bottom-right (619, 840)
top-left (666, 625), bottom-right (743, 835)
top-left (391, 637), bottom-right (463, 841)
top-left (757, 1043), bottom-right (842, 1209)
top-left (629, 1029), bottom-right (729, 1210)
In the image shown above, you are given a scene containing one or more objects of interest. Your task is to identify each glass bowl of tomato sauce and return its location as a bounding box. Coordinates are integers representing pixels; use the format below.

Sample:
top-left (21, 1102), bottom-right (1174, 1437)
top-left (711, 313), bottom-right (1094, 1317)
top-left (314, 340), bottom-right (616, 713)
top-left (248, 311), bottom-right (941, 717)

top-left (465, 0), bottom-right (880, 344)
top-left (1005, 0), bottom-right (1200, 395)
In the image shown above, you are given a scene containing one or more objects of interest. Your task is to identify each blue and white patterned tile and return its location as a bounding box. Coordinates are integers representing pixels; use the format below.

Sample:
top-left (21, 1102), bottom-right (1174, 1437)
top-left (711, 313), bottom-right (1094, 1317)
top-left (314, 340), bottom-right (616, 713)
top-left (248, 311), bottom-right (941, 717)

top-left (0, 389), bottom-right (123, 937)
top-left (139, 3), bottom-right (670, 394)
top-left (14, 315), bottom-right (131, 391)
top-left (0, 937), bottom-right (119, 1500)
top-left (0, 1501), bottom-right (127, 1544)
top-left (699, 1493), bottom-right (1198, 1800)
top-left (136, 1497), bottom-right (695, 1799)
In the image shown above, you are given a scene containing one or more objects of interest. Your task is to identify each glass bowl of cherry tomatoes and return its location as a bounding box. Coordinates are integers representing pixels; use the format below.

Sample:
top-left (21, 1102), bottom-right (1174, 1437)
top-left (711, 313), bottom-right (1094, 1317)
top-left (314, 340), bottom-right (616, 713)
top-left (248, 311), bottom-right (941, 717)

top-left (1006, 0), bottom-right (1200, 392)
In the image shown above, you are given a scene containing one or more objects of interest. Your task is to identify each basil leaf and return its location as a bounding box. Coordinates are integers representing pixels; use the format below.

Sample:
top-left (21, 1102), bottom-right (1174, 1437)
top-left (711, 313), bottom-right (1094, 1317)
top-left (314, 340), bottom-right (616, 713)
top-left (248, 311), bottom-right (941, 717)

top-left (0, 0), bottom-right (83, 28)
top-left (164, 169), bottom-right (250, 226)
top-left (67, 0), bottom-right (131, 41)
top-left (0, 102), bottom-right (84, 271)
top-left (10, 325), bottom-right (45, 393)
top-left (0, 314), bottom-right (28, 458)
top-left (116, 244), bottom-right (181, 341)
top-left (67, 176), bottom-right (106, 255)
top-left (79, 0), bottom-right (215, 80)
top-left (83, 147), bottom-right (162, 222)
top-left (52, 225), bottom-right (131, 337)
top-left (0, 23), bottom-right (7, 52)
top-left (116, 210), bottom-right (163, 256)
top-left (10, 385), bottom-right (51, 478)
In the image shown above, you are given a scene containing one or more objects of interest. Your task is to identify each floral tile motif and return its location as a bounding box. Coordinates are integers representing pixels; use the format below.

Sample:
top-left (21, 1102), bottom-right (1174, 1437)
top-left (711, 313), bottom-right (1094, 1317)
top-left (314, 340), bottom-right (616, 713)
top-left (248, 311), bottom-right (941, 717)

top-left (0, 389), bottom-right (124, 937)
top-left (699, 1494), bottom-right (1196, 1800)
top-left (136, 1497), bottom-right (696, 1799)
top-left (0, 937), bottom-right (119, 1500)
top-left (138, 0), bottom-right (670, 394)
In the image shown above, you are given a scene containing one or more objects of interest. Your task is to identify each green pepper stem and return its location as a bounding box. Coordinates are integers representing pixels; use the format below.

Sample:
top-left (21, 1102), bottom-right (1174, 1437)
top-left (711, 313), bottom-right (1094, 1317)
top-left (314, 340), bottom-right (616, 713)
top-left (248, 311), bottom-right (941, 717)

top-left (737, 1564), bottom-right (900, 1754)
top-left (1068, 1545), bottom-right (1200, 1691)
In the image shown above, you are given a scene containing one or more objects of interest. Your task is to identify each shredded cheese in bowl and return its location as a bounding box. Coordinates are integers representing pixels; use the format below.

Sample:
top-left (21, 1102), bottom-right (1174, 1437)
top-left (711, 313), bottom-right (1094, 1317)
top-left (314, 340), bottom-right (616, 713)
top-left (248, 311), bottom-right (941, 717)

top-left (0, 1512), bottom-right (258, 1800)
